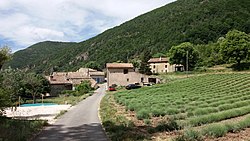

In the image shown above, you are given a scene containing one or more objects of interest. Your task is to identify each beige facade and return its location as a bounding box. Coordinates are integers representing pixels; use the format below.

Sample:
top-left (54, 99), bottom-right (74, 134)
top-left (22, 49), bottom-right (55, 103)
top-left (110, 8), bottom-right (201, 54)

top-left (148, 57), bottom-right (184, 73)
top-left (77, 68), bottom-right (105, 83)
top-left (106, 63), bottom-right (158, 87)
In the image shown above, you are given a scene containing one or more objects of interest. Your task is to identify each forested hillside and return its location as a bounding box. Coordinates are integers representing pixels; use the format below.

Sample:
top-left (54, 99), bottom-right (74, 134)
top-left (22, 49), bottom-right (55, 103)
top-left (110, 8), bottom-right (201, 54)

top-left (5, 0), bottom-right (250, 73)
top-left (5, 41), bottom-right (78, 73)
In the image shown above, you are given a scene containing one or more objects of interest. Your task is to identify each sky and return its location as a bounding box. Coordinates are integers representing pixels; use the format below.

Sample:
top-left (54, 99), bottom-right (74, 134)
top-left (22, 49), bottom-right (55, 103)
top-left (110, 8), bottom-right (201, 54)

top-left (0, 0), bottom-right (175, 52)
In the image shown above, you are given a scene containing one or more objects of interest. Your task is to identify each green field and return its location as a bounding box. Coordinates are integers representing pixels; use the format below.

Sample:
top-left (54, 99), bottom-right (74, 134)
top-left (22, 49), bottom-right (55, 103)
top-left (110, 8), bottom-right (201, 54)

top-left (113, 73), bottom-right (250, 139)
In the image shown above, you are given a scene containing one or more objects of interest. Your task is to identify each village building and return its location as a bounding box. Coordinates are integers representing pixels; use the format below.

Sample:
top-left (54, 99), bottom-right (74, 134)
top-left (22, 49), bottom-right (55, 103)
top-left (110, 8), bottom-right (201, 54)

top-left (46, 68), bottom-right (105, 96)
top-left (106, 63), bottom-right (159, 87)
top-left (46, 73), bottom-right (73, 97)
top-left (148, 57), bottom-right (184, 73)
top-left (77, 68), bottom-right (105, 83)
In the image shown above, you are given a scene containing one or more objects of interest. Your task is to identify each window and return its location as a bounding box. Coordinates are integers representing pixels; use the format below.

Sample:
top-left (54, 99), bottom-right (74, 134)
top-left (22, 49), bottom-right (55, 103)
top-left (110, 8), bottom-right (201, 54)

top-left (127, 78), bottom-right (129, 82)
top-left (165, 65), bottom-right (168, 68)
top-left (141, 77), bottom-right (144, 82)
top-left (153, 65), bottom-right (156, 68)
top-left (124, 69), bottom-right (128, 74)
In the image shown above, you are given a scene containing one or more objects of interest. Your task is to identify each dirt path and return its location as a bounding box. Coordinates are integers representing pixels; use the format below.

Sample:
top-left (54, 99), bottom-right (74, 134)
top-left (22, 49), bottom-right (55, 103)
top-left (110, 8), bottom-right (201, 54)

top-left (34, 84), bottom-right (108, 141)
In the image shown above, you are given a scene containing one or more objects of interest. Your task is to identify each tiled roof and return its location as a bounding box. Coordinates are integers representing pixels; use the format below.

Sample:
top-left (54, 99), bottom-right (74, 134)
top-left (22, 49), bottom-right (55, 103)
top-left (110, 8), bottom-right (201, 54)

top-left (45, 75), bottom-right (72, 85)
top-left (106, 63), bottom-right (133, 69)
top-left (148, 57), bottom-right (169, 63)
top-left (67, 72), bottom-right (90, 79)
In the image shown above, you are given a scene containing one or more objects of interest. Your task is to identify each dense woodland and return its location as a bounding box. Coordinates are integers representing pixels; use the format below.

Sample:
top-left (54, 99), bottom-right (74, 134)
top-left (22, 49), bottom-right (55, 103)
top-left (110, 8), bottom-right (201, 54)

top-left (4, 0), bottom-right (250, 73)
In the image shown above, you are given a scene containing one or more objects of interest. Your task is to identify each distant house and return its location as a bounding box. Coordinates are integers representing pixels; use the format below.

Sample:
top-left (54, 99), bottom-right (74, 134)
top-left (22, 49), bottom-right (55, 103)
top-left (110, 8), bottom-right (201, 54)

top-left (77, 68), bottom-right (105, 83)
top-left (106, 63), bottom-right (159, 87)
top-left (148, 57), bottom-right (184, 73)
top-left (45, 74), bottom-right (73, 96)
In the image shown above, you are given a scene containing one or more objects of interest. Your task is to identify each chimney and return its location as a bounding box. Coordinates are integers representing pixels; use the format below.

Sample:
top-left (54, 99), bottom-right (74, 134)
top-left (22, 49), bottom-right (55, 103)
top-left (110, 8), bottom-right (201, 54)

top-left (160, 56), bottom-right (162, 61)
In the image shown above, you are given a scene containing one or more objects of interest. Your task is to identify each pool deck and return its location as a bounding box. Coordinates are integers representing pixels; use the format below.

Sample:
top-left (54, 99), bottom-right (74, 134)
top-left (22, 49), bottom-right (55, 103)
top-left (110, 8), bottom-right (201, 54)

top-left (4, 105), bottom-right (71, 124)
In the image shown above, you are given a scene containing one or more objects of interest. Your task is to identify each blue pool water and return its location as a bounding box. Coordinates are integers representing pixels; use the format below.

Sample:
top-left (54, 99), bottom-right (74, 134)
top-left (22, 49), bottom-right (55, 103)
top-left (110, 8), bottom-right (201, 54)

top-left (21, 103), bottom-right (58, 107)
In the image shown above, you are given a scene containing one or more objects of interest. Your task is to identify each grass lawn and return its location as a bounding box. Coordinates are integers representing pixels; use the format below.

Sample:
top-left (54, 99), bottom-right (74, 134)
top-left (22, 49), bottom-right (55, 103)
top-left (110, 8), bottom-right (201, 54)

top-left (0, 116), bottom-right (47, 141)
top-left (101, 72), bottom-right (250, 140)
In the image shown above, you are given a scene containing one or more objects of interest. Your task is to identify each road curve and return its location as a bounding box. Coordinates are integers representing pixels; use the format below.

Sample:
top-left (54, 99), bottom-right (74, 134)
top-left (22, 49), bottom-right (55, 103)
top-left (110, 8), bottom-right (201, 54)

top-left (34, 84), bottom-right (108, 141)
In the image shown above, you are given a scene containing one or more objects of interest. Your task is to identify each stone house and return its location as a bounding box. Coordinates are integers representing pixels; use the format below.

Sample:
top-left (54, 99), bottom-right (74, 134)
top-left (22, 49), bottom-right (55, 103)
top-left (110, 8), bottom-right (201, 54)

top-left (77, 68), bottom-right (105, 83)
top-left (45, 74), bottom-right (73, 96)
top-left (148, 57), bottom-right (184, 73)
top-left (46, 70), bottom-right (99, 96)
top-left (106, 63), bottom-right (158, 87)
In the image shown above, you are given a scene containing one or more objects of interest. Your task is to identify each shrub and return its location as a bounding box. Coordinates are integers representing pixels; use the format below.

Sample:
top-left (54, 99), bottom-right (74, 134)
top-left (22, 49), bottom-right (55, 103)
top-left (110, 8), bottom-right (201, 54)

top-left (136, 109), bottom-right (150, 120)
top-left (193, 107), bottom-right (218, 116)
top-left (202, 124), bottom-right (227, 137)
top-left (61, 90), bottom-right (78, 96)
top-left (155, 119), bottom-right (180, 132)
top-left (166, 108), bottom-right (179, 115)
top-left (151, 108), bottom-right (163, 117)
top-left (75, 80), bottom-right (92, 95)
top-left (175, 130), bottom-right (202, 141)
top-left (144, 119), bottom-right (151, 125)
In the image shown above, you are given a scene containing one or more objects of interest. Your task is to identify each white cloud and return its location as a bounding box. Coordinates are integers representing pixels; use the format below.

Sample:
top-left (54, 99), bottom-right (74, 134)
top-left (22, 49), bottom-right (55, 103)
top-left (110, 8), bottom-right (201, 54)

top-left (0, 0), bottom-right (176, 51)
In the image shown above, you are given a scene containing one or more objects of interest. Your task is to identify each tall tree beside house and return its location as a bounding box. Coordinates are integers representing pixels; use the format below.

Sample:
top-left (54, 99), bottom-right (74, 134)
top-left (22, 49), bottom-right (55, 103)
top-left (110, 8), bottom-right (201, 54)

top-left (220, 30), bottom-right (250, 67)
top-left (169, 42), bottom-right (199, 71)
top-left (22, 73), bottom-right (50, 104)
top-left (129, 58), bottom-right (141, 70)
top-left (0, 46), bottom-right (11, 69)
top-left (139, 50), bottom-right (152, 75)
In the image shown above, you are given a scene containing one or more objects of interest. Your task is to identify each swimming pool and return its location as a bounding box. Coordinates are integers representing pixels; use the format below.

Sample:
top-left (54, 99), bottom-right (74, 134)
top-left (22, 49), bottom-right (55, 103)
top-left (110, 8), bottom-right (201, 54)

top-left (20, 103), bottom-right (58, 107)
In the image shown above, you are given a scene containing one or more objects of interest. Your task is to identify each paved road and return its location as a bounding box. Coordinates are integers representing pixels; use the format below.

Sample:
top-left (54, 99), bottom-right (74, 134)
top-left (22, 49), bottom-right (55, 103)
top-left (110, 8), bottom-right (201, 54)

top-left (34, 84), bottom-right (108, 141)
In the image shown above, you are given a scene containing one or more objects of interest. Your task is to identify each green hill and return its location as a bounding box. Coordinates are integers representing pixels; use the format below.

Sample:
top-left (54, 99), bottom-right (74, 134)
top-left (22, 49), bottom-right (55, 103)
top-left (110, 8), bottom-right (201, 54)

top-left (5, 41), bottom-right (78, 73)
top-left (5, 0), bottom-right (250, 73)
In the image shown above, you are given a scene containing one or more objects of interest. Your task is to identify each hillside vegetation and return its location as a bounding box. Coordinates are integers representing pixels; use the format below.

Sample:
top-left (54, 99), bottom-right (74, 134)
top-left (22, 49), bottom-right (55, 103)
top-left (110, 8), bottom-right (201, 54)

top-left (102, 73), bottom-right (250, 140)
top-left (5, 41), bottom-right (78, 73)
top-left (5, 0), bottom-right (250, 73)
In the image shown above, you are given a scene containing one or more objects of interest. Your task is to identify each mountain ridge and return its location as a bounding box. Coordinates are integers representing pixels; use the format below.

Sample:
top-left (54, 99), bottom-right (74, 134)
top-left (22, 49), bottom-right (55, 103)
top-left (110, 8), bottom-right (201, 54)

top-left (5, 0), bottom-right (250, 73)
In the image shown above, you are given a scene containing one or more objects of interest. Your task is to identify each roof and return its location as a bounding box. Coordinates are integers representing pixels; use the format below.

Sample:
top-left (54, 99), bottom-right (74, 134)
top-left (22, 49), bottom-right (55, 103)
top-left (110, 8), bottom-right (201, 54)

top-left (148, 57), bottom-right (169, 63)
top-left (89, 71), bottom-right (105, 76)
top-left (67, 72), bottom-right (90, 79)
top-left (45, 75), bottom-right (72, 85)
top-left (106, 63), bottom-right (134, 69)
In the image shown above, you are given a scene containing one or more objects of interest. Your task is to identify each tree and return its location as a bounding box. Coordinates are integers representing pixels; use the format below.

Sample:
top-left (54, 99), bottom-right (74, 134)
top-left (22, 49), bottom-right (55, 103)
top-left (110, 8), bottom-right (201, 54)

top-left (220, 30), bottom-right (250, 66)
top-left (84, 61), bottom-right (101, 70)
top-left (152, 52), bottom-right (167, 58)
top-left (0, 71), bottom-right (11, 115)
top-left (129, 58), bottom-right (141, 69)
top-left (139, 50), bottom-right (152, 75)
top-left (169, 42), bottom-right (199, 70)
top-left (22, 73), bottom-right (50, 103)
top-left (0, 46), bottom-right (11, 69)
top-left (2, 69), bottom-right (25, 109)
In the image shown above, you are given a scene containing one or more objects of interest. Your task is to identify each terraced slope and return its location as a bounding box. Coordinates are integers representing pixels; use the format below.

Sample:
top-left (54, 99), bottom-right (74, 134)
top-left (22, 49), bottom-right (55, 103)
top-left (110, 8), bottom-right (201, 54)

top-left (114, 73), bottom-right (250, 138)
